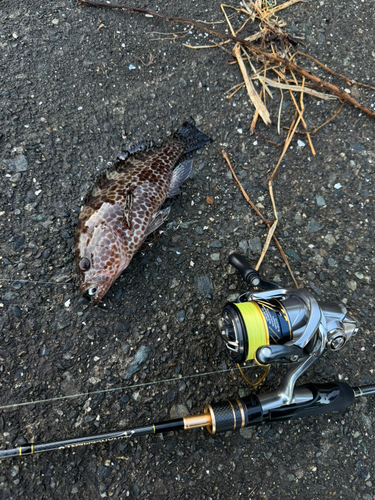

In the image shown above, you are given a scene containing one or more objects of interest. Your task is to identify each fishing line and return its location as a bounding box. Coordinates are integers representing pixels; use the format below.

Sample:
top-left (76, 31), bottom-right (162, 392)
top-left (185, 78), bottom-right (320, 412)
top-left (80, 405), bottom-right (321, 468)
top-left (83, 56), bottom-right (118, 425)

top-left (0, 364), bottom-right (258, 411)
top-left (0, 278), bottom-right (74, 286)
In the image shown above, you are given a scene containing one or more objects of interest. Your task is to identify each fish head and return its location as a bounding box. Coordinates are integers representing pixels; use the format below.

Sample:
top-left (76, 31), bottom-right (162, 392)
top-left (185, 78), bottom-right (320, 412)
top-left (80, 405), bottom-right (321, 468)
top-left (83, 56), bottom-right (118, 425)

top-left (75, 220), bottom-right (130, 303)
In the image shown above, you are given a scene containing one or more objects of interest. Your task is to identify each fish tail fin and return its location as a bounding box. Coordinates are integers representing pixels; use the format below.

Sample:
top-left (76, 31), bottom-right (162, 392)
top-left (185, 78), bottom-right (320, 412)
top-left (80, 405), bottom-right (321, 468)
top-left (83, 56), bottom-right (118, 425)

top-left (174, 117), bottom-right (212, 154)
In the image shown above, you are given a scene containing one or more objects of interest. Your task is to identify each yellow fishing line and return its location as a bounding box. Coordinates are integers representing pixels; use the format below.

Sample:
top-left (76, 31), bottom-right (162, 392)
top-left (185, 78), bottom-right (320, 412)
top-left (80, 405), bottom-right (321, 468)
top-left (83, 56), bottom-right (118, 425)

top-left (234, 302), bottom-right (269, 361)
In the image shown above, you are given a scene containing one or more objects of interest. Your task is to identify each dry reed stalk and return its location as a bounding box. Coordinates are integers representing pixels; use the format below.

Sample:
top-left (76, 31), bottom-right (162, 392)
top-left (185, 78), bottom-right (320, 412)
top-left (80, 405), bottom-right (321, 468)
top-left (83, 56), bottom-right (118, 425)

top-left (233, 44), bottom-right (271, 125)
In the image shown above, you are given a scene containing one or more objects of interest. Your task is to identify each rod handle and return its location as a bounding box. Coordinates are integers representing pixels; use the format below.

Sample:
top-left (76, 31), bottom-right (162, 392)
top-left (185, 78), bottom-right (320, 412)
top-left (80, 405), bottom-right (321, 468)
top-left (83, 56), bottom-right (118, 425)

top-left (261, 382), bottom-right (355, 423)
top-left (205, 382), bottom-right (355, 434)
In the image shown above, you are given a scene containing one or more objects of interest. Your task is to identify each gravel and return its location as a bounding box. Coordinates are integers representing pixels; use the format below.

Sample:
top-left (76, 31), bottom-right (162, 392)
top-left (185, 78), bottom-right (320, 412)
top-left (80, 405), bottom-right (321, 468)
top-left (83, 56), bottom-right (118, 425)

top-left (0, 0), bottom-right (374, 499)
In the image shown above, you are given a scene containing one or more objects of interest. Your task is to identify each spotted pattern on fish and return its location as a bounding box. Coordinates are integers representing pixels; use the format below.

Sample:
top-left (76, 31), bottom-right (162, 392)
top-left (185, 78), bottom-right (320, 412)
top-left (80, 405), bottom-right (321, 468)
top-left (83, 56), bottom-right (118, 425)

top-left (75, 118), bottom-right (212, 303)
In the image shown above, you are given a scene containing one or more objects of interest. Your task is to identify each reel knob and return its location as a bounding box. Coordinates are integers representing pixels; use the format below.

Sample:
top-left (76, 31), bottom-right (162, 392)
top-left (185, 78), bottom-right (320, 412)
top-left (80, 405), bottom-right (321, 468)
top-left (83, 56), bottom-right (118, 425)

top-left (327, 329), bottom-right (347, 351)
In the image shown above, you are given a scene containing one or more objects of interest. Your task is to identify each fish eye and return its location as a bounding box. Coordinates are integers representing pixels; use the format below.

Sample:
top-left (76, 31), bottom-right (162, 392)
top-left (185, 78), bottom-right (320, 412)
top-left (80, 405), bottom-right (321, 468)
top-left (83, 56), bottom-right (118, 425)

top-left (80, 258), bottom-right (91, 271)
top-left (88, 287), bottom-right (97, 296)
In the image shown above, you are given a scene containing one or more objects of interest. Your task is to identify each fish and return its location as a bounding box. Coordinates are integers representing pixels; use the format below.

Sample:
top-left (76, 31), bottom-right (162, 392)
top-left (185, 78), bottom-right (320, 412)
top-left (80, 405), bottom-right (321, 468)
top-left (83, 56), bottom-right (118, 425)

top-left (75, 117), bottom-right (212, 303)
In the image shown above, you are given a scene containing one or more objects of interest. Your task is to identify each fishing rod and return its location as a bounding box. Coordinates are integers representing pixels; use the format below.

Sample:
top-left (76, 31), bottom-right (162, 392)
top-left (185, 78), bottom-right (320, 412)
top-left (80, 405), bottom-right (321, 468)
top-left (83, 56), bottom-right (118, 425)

top-left (1, 253), bottom-right (372, 459)
top-left (1, 381), bottom-right (374, 459)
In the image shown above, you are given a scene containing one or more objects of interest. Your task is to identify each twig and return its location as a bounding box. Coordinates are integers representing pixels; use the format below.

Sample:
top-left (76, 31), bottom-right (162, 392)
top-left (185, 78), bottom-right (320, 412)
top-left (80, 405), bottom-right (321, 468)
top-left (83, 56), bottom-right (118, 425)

top-left (253, 131), bottom-right (283, 146)
top-left (277, 88), bottom-right (283, 135)
top-left (299, 76), bottom-right (315, 155)
top-left (221, 150), bottom-right (298, 288)
top-left (270, 110), bottom-right (302, 181)
top-left (210, 39), bottom-right (233, 55)
top-left (225, 82), bottom-right (245, 99)
top-left (138, 52), bottom-right (154, 66)
top-left (222, 149), bottom-right (269, 223)
top-left (296, 51), bottom-right (375, 91)
top-left (255, 220), bottom-right (277, 271)
top-left (268, 0), bottom-right (305, 16)
top-left (283, 100), bottom-right (344, 134)
top-left (249, 86), bottom-right (263, 134)
top-left (286, 71), bottom-right (315, 155)
top-left (255, 76), bottom-right (336, 100)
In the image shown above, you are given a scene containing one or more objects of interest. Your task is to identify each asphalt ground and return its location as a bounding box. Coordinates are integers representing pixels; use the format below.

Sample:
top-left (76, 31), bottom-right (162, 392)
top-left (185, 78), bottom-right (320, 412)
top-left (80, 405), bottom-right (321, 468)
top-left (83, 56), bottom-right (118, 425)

top-left (0, 0), bottom-right (374, 498)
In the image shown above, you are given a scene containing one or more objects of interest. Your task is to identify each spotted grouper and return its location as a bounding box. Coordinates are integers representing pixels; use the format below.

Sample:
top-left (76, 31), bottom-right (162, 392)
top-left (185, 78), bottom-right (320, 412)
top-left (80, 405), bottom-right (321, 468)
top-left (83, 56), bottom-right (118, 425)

top-left (75, 118), bottom-right (212, 303)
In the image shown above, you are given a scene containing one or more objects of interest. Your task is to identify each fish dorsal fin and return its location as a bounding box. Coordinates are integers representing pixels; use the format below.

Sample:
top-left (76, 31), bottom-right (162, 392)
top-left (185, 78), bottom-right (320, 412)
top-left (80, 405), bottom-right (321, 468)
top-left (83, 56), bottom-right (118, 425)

top-left (123, 141), bottom-right (155, 156)
top-left (116, 141), bottom-right (155, 161)
top-left (110, 141), bottom-right (157, 173)
top-left (123, 191), bottom-right (133, 229)
top-left (167, 160), bottom-right (193, 198)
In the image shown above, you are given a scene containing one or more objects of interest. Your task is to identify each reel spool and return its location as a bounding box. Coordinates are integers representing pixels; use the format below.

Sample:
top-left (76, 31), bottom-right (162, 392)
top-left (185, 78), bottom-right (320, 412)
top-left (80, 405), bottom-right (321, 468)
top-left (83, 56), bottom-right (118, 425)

top-left (219, 298), bottom-right (295, 363)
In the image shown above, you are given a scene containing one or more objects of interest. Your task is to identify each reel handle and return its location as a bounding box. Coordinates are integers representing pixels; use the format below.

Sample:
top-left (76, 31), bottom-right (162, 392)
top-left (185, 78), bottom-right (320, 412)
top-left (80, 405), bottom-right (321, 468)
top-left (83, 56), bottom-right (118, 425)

top-left (256, 344), bottom-right (304, 365)
top-left (228, 253), bottom-right (281, 290)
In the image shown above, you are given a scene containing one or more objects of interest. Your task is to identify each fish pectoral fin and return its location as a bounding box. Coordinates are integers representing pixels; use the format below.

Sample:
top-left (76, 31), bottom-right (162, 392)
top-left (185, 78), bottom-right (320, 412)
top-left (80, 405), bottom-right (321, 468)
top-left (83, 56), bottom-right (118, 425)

top-left (123, 191), bottom-right (133, 229)
top-left (145, 206), bottom-right (171, 237)
top-left (167, 160), bottom-right (193, 198)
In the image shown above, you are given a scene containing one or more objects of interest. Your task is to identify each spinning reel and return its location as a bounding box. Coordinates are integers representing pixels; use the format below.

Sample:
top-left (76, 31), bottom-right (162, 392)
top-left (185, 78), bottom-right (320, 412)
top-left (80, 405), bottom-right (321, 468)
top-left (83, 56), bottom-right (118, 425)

top-left (219, 252), bottom-right (358, 366)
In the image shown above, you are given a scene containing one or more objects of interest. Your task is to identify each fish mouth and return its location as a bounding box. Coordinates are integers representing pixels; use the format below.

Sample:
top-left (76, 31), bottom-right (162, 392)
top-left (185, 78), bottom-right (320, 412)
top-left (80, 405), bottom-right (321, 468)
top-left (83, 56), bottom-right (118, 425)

top-left (82, 289), bottom-right (99, 303)
top-left (80, 284), bottom-right (107, 304)
top-left (79, 270), bottom-right (115, 303)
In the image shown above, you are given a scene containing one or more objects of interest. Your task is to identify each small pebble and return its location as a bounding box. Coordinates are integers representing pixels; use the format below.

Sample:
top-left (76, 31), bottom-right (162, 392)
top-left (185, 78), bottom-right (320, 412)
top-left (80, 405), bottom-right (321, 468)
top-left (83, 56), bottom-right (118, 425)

top-left (347, 280), bottom-right (357, 291)
top-left (10, 465), bottom-right (19, 477)
top-left (324, 234), bottom-right (336, 246)
top-left (285, 248), bottom-right (300, 261)
top-left (227, 293), bottom-right (238, 302)
top-left (210, 253), bottom-right (220, 261)
top-left (310, 282), bottom-right (322, 296)
top-left (123, 346), bottom-right (151, 380)
top-left (307, 218), bottom-right (324, 233)
top-left (12, 306), bottom-right (22, 318)
top-left (248, 237), bottom-right (262, 254)
top-left (176, 310), bottom-right (185, 322)
top-left (238, 240), bottom-right (248, 254)
top-left (316, 195), bottom-right (326, 207)
top-left (197, 276), bottom-right (213, 296)
top-left (210, 240), bottom-right (222, 248)
top-left (170, 404), bottom-right (190, 419)
top-left (3, 155), bottom-right (28, 172)
top-left (13, 235), bottom-right (25, 250)
top-left (240, 427), bottom-right (254, 439)
top-left (170, 278), bottom-right (179, 289)
top-left (353, 143), bottom-right (365, 153)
